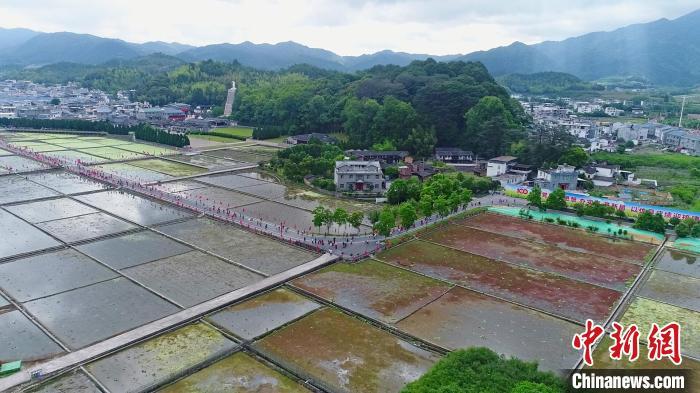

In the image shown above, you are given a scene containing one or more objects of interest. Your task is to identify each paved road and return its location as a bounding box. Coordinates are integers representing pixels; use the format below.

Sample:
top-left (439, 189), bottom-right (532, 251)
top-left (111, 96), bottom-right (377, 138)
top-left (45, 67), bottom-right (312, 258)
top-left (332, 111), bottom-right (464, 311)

top-left (1, 140), bottom-right (525, 260)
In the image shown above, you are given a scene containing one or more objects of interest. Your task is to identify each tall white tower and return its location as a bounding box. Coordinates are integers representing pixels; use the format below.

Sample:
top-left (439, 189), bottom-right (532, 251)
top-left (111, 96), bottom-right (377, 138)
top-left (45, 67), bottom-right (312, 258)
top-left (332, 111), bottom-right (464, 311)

top-left (223, 81), bottom-right (236, 117)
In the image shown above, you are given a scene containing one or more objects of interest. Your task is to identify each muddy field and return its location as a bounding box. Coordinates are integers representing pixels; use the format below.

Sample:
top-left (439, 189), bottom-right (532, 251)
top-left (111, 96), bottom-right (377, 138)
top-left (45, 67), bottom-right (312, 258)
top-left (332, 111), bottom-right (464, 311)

top-left (169, 153), bottom-right (247, 171)
top-left (0, 155), bottom-right (51, 173)
top-left (420, 224), bottom-right (642, 290)
top-left (86, 323), bottom-right (237, 393)
top-left (203, 149), bottom-right (270, 164)
top-left (379, 240), bottom-right (622, 323)
top-left (619, 297), bottom-right (700, 358)
top-left (196, 173), bottom-right (269, 189)
top-left (292, 260), bottom-right (451, 324)
top-left (396, 287), bottom-right (581, 372)
top-left (117, 143), bottom-right (178, 156)
top-left (462, 212), bottom-right (654, 263)
top-left (254, 308), bottom-right (439, 393)
top-left (27, 370), bottom-right (101, 393)
top-left (78, 147), bottom-right (146, 161)
top-left (129, 158), bottom-right (208, 177)
top-left (42, 149), bottom-right (106, 164)
top-left (160, 351), bottom-right (310, 393)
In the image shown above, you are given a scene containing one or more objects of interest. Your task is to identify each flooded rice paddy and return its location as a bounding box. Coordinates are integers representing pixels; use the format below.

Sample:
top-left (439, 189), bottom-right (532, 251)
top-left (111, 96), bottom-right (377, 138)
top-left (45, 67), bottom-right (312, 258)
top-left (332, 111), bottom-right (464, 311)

top-left (34, 212), bottom-right (137, 242)
top-left (203, 149), bottom-right (270, 164)
top-left (169, 153), bottom-right (248, 171)
top-left (76, 190), bottom-right (193, 225)
top-left (654, 249), bottom-right (700, 279)
top-left (208, 288), bottom-right (320, 340)
top-left (78, 147), bottom-right (146, 161)
top-left (0, 249), bottom-right (117, 302)
top-left (75, 231), bottom-right (192, 270)
top-left (637, 270), bottom-right (700, 312)
top-left (0, 155), bottom-right (51, 173)
top-left (122, 251), bottom-right (263, 307)
top-left (292, 260), bottom-right (451, 323)
top-left (0, 175), bottom-right (60, 204)
top-left (0, 310), bottom-right (65, 363)
top-left (24, 170), bottom-right (109, 194)
top-left (157, 218), bottom-right (317, 275)
top-left (396, 287), bottom-right (581, 372)
top-left (5, 198), bottom-right (98, 223)
top-left (92, 162), bottom-right (173, 182)
top-left (23, 277), bottom-right (180, 349)
top-left (0, 209), bottom-right (61, 259)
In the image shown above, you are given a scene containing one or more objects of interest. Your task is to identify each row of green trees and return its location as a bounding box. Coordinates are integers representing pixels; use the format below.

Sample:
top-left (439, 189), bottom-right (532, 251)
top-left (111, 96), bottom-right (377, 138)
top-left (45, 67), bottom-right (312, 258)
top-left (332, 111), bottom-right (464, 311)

top-left (365, 173), bottom-right (488, 236)
top-left (0, 118), bottom-right (130, 134)
top-left (0, 118), bottom-right (190, 147)
top-left (672, 217), bottom-right (700, 238)
top-left (134, 125), bottom-right (190, 147)
top-left (311, 207), bottom-right (364, 234)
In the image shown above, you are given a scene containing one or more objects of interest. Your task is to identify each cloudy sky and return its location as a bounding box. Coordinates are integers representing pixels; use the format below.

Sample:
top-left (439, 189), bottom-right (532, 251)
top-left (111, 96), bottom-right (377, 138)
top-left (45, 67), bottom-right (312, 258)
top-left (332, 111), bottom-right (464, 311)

top-left (0, 0), bottom-right (698, 55)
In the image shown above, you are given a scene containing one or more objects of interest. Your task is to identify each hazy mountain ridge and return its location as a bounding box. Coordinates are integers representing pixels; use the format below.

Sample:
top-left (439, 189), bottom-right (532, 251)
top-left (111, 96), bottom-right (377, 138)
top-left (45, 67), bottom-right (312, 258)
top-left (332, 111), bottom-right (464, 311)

top-left (1, 9), bottom-right (699, 85)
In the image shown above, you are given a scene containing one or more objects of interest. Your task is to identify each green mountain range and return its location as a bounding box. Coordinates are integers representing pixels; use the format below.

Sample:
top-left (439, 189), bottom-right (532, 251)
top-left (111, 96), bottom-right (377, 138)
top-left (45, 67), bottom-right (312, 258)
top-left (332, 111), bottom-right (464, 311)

top-left (1, 8), bottom-right (700, 85)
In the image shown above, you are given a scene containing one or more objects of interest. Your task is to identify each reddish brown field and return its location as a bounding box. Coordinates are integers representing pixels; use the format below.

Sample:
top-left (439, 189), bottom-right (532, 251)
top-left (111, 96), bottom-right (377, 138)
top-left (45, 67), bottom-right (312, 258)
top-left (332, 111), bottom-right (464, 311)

top-left (379, 240), bottom-right (622, 323)
top-left (420, 224), bottom-right (641, 290)
top-left (460, 213), bottom-right (653, 263)
top-left (254, 308), bottom-right (439, 393)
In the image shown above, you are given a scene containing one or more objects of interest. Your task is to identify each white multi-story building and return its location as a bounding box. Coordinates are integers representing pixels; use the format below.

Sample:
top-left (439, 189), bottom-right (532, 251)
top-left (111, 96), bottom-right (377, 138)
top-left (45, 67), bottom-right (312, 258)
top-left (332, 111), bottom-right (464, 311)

top-left (334, 161), bottom-right (385, 194)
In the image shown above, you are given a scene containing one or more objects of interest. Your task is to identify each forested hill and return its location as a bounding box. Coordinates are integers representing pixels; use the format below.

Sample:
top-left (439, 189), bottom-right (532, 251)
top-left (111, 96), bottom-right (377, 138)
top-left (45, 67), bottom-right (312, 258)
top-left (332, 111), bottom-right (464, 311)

top-left (498, 72), bottom-right (604, 95)
top-left (1, 57), bottom-right (527, 158)
top-left (235, 60), bottom-right (526, 158)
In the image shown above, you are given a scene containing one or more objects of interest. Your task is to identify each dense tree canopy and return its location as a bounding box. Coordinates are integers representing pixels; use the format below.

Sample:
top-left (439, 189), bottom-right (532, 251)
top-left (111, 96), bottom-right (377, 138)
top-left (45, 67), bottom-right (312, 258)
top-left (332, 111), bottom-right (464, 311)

top-left (401, 347), bottom-right (565, 393)
top-left (464, 96), bottom-right (524, 158)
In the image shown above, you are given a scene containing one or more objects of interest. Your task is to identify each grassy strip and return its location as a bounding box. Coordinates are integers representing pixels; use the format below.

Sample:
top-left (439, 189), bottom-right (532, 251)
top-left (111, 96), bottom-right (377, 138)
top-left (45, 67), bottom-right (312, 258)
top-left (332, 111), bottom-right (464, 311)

top-left (188, 131), bottom-right (246, 141)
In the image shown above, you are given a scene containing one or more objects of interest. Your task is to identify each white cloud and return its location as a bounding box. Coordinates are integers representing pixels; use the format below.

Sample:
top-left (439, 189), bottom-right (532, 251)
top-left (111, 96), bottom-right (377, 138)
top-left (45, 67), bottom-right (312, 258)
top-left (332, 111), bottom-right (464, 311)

top-left (0, 0), bottom-right (697, 55)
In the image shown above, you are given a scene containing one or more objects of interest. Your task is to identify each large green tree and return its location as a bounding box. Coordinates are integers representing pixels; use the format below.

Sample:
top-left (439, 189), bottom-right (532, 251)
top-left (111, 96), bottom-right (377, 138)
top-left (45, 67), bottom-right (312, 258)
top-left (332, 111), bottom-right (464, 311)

top-left (402, 347), bottom-right (565, 393)
top-left (464, 96), bottom-right (522, 158)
